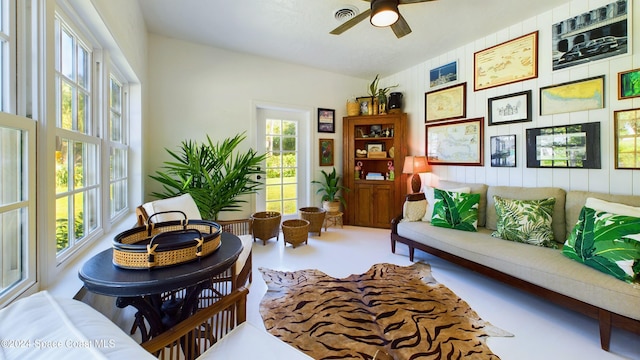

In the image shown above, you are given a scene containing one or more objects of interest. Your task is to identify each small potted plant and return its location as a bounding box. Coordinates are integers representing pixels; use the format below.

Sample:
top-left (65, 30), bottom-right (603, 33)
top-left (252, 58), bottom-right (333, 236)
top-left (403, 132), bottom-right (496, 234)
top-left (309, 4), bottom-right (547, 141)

top-left (369, 74), bottom-right (398, 115)
top-left (311, 167), bottom-right (350, 213)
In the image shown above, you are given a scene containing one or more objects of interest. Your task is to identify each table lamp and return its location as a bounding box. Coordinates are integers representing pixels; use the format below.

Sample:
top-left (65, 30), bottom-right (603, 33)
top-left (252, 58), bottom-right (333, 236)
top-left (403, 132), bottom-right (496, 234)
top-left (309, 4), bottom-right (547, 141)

top-left (403, 156), bottom-right (430, 193)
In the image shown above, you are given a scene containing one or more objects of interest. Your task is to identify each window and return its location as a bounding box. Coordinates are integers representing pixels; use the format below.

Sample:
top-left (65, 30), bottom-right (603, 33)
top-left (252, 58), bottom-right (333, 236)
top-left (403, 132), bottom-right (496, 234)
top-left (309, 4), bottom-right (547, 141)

top-left (54, 14), bottom-right (100, 257)
top-left (0, 0), bottom-right (36, 301)
top-left (108, 75), bottom-right (128, 219)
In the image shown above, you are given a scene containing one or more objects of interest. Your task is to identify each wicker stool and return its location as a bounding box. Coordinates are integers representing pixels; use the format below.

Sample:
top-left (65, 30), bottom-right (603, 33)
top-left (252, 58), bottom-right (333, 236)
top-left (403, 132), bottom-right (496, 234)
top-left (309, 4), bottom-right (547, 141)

top-left (324, 211), bottom-right (343, 231)
top-left (281, 219), bottom-right (310, 248)
top-left (250, 211), bottom-right (281, 245)
top-left (299, 207), bottom-right (326, 236)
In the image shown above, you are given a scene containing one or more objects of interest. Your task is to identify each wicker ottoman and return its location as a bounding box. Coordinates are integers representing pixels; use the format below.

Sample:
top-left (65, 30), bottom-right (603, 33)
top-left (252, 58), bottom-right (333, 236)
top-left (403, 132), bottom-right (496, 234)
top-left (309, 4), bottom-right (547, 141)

top-left (281, 219), bottom-right (309, 248)
top-left (250, 211), bottom-right (281, 245)
top-left (298, 207), bottom-right (326, 236)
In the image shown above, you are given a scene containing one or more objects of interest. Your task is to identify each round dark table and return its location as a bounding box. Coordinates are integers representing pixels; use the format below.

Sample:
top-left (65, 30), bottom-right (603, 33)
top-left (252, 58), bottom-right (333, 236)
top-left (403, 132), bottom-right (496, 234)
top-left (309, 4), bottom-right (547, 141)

top-left (78, 232), bottom-right (242, 345)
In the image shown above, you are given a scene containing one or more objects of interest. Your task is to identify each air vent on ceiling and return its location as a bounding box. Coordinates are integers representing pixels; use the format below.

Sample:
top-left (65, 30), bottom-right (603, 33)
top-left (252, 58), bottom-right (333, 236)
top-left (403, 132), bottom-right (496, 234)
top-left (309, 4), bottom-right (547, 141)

top-left (334, 5), bottom-right (359, 22)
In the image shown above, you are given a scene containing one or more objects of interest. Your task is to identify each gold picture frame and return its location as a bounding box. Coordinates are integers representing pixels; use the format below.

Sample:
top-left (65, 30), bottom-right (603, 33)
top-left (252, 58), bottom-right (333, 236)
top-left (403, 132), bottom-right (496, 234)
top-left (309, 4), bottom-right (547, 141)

top-left (319, 139), bottom-right (334, 166)
top-left (425, 82), bottom-right (466, 123)
top-left (474, 31), bottom-right (538, 91)
top-left (614, 108), bottom-right (640, 169)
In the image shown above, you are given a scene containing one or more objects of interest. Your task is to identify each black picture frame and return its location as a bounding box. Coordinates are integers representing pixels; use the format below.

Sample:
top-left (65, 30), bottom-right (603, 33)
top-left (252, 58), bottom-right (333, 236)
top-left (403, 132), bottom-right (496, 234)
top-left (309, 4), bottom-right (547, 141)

top-left (318, 108), bottom-right (335, 133)
top-left (488, 90), bottom-right (532, 126)
top-left (490, 135), bottom-right (516, 167)
top-left (526, 122), bottom-right (600, 169)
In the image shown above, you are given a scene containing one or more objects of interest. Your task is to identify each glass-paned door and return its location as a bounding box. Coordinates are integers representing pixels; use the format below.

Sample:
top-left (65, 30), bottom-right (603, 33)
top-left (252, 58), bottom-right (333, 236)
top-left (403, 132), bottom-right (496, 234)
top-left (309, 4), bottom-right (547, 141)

top-left (257, 107), bottom-right (309, 221)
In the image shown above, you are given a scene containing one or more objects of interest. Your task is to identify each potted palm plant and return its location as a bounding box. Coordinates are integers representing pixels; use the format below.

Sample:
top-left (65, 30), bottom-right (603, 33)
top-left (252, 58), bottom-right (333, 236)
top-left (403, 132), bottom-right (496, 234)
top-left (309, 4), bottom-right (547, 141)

top-left (149, 132), bottom-right (267, 220)
top-left (311, 167), bottom-right (350, 213)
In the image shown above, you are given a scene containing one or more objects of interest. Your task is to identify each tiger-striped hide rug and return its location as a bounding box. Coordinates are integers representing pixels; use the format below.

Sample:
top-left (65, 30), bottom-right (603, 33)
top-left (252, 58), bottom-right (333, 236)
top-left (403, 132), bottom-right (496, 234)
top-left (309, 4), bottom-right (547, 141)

top-left (259, 262), bottom-right (512, 360)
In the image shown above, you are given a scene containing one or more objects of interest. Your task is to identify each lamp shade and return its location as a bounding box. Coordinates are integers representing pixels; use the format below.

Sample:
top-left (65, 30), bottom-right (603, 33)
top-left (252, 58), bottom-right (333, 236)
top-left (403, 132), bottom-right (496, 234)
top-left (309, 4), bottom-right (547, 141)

top-left (402, 156), bottom-right (430, 174)
top-left (403, 156), bottom-right (430, 193)
top-left (370, 0), bottom-right (399, 27)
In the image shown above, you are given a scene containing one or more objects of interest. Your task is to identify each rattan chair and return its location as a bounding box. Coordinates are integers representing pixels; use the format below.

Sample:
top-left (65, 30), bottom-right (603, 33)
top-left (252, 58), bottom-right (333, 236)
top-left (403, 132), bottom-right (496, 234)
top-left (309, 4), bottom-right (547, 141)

top-left (299, 207), bottom-right (326, 236)
top-left (250, 211), bottom-right (281, 245)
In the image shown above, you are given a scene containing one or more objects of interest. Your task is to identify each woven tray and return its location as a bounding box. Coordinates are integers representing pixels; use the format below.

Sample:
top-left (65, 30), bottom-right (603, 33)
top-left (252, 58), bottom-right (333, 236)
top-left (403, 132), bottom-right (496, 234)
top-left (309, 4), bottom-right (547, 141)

top-left (113, 211), bottom-right (222, 269)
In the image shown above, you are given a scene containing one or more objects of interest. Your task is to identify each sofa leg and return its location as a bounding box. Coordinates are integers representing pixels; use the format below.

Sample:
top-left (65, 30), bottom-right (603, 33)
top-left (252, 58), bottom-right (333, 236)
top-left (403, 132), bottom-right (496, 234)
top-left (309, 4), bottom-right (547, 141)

top-left (598, 309), bottom-right (612, 351)
top-left (409, 247), bottom-right (415, 262)
top-left (391, 238), bottom-right (396, 253)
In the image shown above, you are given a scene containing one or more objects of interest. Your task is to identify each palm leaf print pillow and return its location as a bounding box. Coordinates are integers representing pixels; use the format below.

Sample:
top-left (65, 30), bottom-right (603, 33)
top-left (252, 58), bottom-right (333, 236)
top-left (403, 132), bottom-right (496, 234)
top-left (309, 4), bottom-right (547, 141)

top-left (491, 196), bottom-right (557, 248)
top-left (563, 206), bottom-right (640, 283)
top-left (431, 188), bottom-right (480, 232)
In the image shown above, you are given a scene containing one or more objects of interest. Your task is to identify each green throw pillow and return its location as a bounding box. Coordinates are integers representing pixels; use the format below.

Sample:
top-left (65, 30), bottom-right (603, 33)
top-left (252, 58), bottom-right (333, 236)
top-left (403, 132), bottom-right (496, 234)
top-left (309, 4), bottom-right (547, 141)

top-left (563, 206), bottom-right (640, 283)
top-left (431, 188), bottom-right (480, 232)
top-left (491, 196), bottom-right (557, 248)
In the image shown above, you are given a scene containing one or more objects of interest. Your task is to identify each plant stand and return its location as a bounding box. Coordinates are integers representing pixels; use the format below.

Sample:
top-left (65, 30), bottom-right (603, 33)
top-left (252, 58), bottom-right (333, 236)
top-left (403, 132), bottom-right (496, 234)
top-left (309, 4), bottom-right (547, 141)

top-left (324, 212), bottom-right (343, 231)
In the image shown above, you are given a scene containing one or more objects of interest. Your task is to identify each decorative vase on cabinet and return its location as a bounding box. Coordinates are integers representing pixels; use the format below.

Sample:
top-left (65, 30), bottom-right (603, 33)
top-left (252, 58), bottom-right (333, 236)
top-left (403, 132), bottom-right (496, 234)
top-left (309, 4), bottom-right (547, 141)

top-left (342, 113), bottom-right (407, 229)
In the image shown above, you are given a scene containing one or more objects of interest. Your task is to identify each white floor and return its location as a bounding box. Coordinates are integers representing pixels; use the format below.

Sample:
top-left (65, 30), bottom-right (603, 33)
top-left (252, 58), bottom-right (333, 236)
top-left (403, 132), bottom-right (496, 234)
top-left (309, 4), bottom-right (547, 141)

top-left (244, 225), bottom-right (640, 360)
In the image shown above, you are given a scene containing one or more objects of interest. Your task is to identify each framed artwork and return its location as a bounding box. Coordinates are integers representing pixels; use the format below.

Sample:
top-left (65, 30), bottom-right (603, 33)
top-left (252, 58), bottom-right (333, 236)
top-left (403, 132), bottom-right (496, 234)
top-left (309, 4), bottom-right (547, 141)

top-left (474, 31), bottom-right (538, 91)
top-left (490, 135), bottom-right (516, 167)
top-left (552, 0), bottom-right (629, 71)
top-left (356, 96), bottom-right (373, 116)
top-left (540, 75), bottom-right (605, 115)
top-left (429, 60), bottom-right (457, 88)
top-left (366, 142), bottom-right (384, 153)
top-left (488, 90), bottom-right (532, 125)
top-left (425, 82), bottom-right (466, 123)
top-left (618, 68), bottom-right (640, 100)
top-left (614, 108), bottom-right (640, 169)
top-left (525, 122), bottom-right (600, 169)
top-left (319, 139), bottom-right (334, 166)
top-left (318, 108), bottom-right (335, 133)
top-left (426, 117), bottom-right (484, 166)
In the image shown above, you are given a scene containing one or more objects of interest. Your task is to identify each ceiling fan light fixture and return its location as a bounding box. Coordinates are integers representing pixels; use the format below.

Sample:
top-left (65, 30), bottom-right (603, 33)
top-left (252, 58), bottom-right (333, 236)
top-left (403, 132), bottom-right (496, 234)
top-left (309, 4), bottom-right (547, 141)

top-left (370, 0), bottom-right (399, 27)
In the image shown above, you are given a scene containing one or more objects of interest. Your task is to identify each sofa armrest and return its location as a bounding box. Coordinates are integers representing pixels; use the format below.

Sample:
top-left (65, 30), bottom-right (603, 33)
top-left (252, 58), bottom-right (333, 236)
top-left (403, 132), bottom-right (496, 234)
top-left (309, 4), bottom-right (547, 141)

top-left (391, 214), bottom-right (403, 234)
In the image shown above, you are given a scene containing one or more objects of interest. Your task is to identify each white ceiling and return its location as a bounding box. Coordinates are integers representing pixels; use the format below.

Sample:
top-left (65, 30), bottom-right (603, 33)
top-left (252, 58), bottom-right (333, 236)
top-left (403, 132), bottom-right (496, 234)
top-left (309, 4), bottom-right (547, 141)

top-left (137, 0), bottom-right (570, 80)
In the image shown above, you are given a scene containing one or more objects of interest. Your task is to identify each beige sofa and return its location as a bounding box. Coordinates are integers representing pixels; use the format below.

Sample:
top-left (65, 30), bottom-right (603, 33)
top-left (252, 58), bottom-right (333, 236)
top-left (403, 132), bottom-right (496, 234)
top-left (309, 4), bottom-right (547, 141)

top-left (390, 180), bottom-right (640, 351)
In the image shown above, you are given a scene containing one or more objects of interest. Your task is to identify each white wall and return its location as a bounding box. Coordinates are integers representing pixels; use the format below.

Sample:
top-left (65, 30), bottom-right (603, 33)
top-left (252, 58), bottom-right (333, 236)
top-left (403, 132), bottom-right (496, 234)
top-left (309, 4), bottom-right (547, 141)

top-left (386, 0), bottom-right (640, 195)
top-left (145, 34), bottom-right (368, 215)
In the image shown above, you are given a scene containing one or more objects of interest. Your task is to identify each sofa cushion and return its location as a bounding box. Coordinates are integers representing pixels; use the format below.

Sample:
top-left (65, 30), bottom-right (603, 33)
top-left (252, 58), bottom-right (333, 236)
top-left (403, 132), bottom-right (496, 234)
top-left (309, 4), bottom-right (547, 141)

top-left (421, 185), bottom-right (470, 222)
top-left (563, 206), bottom-right (640, 283)
top-left (487, 186), bottom-right (566, 244)
top-left (431, 188), bottom-right (480, 232)
top-left (491, 196), bottom-right (557, 248)
top-left (402, 199), bottom-right (427, 222)
top-left (142, 193), bottom-right (201, 223)
top-left (585, 197), bottom-right (640, 217)
top-left (432, 181), bottom-right (488, 227)
top-left (396, 221), bottom-right (640, 321)
top-left (566, 191), bottom-right (640, 238)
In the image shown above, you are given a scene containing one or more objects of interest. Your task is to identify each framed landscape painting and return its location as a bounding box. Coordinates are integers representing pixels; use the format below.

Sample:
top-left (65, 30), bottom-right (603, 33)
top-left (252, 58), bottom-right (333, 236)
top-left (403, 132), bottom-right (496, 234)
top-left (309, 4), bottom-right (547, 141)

top-left (618, 68), bottom-right (640, 100)
top-left (490, 135), bottom-right (516, 167)
top-left (526, 122), bottom-right (600, 169)
top-left (614, 108), bottom-right (640, 169)
top-left (430, 61), bottom-right (457, 88)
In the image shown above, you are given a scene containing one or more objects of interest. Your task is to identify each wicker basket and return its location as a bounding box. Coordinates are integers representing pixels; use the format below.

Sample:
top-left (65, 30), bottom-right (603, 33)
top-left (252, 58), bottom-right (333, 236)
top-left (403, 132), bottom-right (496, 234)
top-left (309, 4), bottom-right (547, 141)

top-left (250, 211), bottom-right (281, 245)
top-left (113, 211), bottom-right (221, 269)
top-left (299, 207), bottom-right (326, 236)
top-left (281, 219), bottom-right (309, 248)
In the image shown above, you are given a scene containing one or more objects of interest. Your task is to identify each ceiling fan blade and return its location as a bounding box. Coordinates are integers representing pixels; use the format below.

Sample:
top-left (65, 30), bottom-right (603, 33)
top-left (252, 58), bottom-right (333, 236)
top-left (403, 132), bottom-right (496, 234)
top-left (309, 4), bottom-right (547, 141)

top-left (399, 0), bottom-right (436, 4)
top-left (330, 9), bottom-right (372, 35)
top-left (391, 13), bottom-right (412, 38)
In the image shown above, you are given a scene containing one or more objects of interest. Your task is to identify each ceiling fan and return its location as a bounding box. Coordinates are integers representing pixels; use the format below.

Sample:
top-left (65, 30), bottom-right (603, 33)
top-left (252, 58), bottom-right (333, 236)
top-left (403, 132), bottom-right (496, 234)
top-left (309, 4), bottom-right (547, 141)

top-left (330, 0), bottom-right (437, 39)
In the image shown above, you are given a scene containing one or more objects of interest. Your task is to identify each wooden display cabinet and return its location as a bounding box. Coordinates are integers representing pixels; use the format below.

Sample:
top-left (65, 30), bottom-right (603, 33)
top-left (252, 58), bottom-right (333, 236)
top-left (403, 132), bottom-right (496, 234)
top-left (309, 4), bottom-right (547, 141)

top-left (342, 113), bottom-right (407, 228)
